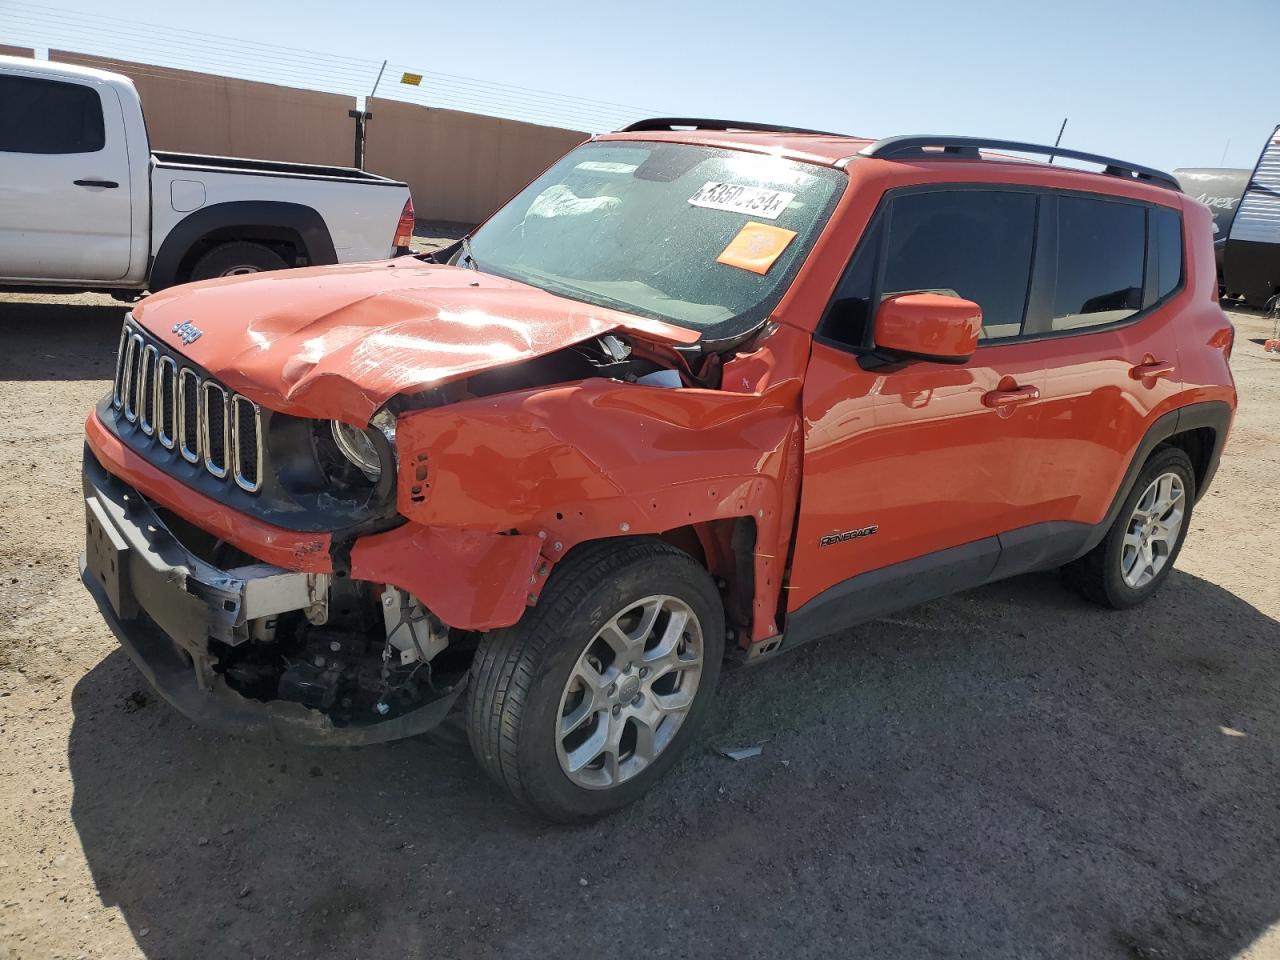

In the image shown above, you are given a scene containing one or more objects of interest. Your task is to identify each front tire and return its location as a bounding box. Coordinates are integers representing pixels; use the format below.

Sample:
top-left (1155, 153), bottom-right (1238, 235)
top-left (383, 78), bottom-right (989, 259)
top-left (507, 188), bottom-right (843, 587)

top-left (1064, 446), bottom-right (1195, 609)
top-left (466, 538), bottom-right (724, 822)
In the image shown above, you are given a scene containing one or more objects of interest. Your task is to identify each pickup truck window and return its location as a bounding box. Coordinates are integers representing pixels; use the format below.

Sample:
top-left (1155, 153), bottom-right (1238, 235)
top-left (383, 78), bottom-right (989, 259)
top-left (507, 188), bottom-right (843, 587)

top-left (467, 142), bottom-right (846, 339)
top-left (0, 75), bottom-right (105, 155)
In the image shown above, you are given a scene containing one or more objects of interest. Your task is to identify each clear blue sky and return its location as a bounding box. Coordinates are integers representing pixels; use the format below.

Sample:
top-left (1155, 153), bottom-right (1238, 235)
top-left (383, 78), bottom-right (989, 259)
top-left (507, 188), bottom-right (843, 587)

top-left (3, 0), bottom-right (1276, 173)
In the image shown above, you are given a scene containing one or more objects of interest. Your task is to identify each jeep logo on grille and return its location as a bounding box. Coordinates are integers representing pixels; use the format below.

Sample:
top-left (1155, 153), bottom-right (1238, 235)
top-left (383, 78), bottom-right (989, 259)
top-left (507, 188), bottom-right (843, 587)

top-left (820, 525), bottom-right (879, 547)
top-left (171, 321), bottom-right (203, 345)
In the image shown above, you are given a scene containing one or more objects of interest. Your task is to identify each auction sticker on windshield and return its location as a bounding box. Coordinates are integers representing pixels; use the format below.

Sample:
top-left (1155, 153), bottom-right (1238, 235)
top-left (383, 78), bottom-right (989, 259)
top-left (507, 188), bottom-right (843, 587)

top-left (716, 222), bottom-right (797, 274)
top-left (688, 182), bottom-right (795, 220)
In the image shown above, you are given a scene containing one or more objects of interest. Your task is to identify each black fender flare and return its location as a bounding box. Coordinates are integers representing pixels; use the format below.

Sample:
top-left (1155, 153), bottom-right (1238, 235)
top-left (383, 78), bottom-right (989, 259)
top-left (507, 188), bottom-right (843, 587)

top-left (148, 200), bottom-right (337, 290)
top-left (1081, 399), bottom-right (1233, 555)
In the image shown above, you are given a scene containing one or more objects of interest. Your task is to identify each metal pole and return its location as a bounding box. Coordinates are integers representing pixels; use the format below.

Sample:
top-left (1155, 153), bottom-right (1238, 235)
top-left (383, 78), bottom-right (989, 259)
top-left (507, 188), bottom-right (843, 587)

top-left (351, 61), bottom-right (388, 171)
top-left (369, 60), bottom-right (388, 101)
top-left (349, 108), bottom-right (368, 169)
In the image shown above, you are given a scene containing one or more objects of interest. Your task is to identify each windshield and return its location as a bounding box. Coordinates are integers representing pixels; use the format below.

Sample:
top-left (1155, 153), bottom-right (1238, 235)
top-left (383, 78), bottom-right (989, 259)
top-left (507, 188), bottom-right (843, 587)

top-left (464, 141), bottom-right (846, 339)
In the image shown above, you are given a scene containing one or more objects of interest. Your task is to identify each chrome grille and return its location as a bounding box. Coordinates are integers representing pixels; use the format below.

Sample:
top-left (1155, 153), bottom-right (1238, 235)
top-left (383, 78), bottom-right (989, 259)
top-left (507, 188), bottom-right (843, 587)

top-left (202, 381), bottom-right (230, 478)
top-left (156, 357), bottom-right (177, 449)
top-left (110, 318), bottom-right (264, 493)
top-left (138, 345), bottom-right (159, 436)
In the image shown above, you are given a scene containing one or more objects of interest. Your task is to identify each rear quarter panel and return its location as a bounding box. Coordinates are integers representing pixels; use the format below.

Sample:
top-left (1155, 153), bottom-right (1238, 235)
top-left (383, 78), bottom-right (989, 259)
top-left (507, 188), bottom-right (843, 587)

top-left (1176, 196), bottom-right (1237, 412)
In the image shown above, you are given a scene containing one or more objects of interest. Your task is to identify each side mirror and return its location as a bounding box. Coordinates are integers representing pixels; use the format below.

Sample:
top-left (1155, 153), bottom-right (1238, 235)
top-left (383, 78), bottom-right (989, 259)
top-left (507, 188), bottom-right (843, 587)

top-left (873, 293), bottom-right (983, 364)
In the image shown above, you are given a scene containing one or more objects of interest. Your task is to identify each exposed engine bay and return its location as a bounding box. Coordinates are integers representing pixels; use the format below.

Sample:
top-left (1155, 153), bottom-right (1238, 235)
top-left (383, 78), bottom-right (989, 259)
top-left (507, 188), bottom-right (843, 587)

top-left (449, 332), bottom-right (718, 400)
top-left (151, 508), bottom-right (472, 724)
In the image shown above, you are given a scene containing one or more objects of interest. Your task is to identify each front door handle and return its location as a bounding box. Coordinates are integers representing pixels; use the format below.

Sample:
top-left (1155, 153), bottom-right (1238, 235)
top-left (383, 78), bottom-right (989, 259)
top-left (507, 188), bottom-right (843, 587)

top-left (982, 384), bottom-right (1040, 409)
top-left (1129, 357), bottom-right (1176, 381)
top-left (74, 179), bottom-right (119, 189)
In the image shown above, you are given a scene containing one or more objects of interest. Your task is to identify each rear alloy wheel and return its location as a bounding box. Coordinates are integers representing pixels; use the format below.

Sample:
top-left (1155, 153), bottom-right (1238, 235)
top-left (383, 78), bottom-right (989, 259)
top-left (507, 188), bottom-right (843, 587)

top-left (1119, 471), bottom-right (1186, 589)
top-left (188, 241), bottom-right (289, 281)
top-left (467, 539), bottom-right (724, 822)
top-left (1064, 446), bottom-right (1195, 608)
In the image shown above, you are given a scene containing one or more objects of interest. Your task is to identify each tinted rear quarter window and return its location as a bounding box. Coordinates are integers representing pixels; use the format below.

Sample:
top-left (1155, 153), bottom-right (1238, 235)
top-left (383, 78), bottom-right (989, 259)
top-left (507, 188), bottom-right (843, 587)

top-left (0, 75), bottom-right (105, 154)
top-left (1051, 196), bottom-right (1146, 330)
top-left (1152, 205), bottom-right (1183, 300)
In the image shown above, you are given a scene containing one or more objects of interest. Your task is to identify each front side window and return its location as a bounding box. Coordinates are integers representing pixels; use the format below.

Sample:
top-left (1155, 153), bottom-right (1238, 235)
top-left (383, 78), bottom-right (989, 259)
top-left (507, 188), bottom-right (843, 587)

top-left (821, 189), bottom-right (1038, 349)
top-left (1051, 196), bottom-right (1146, 330)
top-left (881, 190), bottom-right (1037, 340)
top-left (0, 76), bottom-right (105, 154)
top-left (466, 141), bottom-right (846, 338)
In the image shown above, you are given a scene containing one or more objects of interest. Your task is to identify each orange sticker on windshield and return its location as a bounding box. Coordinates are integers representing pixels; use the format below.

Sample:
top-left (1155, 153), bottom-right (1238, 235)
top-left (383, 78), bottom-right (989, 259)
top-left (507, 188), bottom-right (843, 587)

top-left (716, 222), bottom-right (797, 275)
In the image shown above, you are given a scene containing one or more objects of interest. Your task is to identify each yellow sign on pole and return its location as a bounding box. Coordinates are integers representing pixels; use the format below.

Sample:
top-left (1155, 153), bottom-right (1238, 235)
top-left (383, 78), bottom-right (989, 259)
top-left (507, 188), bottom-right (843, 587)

top-left (401, 72), bottom-right (423, 86)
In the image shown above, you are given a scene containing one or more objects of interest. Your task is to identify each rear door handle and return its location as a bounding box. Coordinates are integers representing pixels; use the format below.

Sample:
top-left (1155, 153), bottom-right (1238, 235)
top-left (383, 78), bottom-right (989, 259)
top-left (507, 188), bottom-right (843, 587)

top-left (74, 179), bottom-right (119, 188)
top-left (982, 384), bottom-right (1040, 409)
top-left (1129, 357), bottom-right (1176, 381)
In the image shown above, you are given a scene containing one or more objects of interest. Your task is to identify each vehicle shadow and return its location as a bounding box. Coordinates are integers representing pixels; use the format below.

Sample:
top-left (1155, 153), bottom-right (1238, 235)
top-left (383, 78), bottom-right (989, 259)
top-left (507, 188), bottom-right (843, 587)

top-left (0, 299), bottom-right (126, 381)
top-left (67, 568), bottom-right (1280, 959)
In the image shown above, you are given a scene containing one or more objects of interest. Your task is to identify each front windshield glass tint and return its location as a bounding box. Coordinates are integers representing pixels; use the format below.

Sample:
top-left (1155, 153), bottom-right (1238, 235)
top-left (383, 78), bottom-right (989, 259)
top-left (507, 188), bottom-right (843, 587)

top-left (465, 141), bottom-right (846, 338)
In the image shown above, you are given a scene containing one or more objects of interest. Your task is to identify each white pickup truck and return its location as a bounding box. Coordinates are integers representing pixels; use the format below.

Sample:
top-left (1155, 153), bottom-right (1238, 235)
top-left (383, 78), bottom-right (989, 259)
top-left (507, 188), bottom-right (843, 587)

top-left (0, 56), bottom-right (415, 295)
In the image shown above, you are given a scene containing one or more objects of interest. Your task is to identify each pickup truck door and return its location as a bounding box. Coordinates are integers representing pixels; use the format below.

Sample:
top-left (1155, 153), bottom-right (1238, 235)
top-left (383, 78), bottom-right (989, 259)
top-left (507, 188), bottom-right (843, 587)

top-left (0, 71), bottom-right (133, 282)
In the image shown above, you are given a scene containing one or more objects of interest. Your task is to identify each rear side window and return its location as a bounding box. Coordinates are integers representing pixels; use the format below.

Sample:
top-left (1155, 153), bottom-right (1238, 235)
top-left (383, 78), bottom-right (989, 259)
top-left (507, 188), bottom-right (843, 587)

top-left (1152, 205), bottom-right (1183, 300)
top-left (1051, 197), bottom-right (1145, 330)
top-left (881, 191), bottom-right (1037, 340)
top-left (0, 76), bottom-right (105, 154)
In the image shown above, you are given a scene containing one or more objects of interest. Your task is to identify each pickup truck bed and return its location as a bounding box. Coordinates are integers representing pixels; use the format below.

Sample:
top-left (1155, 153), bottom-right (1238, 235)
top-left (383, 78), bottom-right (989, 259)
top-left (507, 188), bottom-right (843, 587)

top-left (152, 151), bottom-right (406, 186)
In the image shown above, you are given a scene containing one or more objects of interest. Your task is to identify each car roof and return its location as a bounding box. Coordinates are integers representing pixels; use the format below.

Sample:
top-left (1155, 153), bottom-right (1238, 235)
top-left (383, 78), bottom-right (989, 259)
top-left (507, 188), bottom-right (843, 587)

top-left (598, 129), bottom-right (875, 168)
top-left (599, 123), bottom-right (1182, 203)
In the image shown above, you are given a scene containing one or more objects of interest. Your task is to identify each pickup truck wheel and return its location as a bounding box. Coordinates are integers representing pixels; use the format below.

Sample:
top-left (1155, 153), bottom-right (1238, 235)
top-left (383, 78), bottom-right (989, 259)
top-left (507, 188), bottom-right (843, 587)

top-left (1064, 446), bottom-right (1195, 609)
top-left (188, 241), bottom-right (289, 281)
top-left (466, 539), bottom-right (724, 822)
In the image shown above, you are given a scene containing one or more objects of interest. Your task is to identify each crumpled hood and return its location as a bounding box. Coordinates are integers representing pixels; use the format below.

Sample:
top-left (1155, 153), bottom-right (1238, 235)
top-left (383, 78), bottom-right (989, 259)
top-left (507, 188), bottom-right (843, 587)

top-left (132, 259), bottom-right (700, 423)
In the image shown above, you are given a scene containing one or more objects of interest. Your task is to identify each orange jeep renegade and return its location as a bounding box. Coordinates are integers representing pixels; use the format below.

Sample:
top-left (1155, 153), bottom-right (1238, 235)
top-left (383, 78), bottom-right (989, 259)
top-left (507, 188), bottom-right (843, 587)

top-left (82, 120), bottom-right (1236, 820)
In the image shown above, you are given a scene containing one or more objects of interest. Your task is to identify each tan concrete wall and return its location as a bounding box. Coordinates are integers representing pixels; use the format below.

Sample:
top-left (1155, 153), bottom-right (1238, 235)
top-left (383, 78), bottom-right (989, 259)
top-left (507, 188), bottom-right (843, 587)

top-left (0, 45), bottom-right (35, 58)
top-left (366, 97), bottom-right (586, 224)
top-left (50, 51), bottom-right (356, 167)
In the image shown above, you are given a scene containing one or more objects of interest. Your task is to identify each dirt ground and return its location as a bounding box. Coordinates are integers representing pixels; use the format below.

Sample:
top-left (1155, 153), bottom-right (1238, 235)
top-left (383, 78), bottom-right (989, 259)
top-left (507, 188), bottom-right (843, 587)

top-left (0, 281), bottom-right (1277, 960)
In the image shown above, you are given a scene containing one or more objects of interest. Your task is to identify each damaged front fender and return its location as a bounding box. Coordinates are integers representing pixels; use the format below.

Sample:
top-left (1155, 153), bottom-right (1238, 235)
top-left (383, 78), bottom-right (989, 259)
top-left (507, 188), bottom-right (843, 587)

top-left (389, 330), bottom-right (807, 641)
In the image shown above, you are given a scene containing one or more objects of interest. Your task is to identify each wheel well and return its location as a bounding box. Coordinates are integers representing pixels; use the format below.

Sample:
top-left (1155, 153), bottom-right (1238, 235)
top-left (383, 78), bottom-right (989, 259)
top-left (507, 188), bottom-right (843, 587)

top-left (1159, 427), bottom-right (1215, 495)
top-left (657, 518), bottom-right (756, 637)
top-left (175, 226), bottom-right (306, 283)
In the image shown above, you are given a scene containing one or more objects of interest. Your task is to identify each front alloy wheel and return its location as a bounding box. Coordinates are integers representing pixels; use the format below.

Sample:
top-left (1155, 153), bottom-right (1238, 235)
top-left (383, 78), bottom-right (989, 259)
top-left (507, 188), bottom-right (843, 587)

top-left (467, 539), bottom-right (724, 822)
top-left (556, 595), bottom-right (704, 789)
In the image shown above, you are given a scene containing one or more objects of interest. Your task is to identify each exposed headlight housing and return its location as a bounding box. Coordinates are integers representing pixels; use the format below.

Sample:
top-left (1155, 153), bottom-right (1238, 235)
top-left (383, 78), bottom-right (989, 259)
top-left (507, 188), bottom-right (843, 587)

top-left (330, 420), bottom-right (384, 481)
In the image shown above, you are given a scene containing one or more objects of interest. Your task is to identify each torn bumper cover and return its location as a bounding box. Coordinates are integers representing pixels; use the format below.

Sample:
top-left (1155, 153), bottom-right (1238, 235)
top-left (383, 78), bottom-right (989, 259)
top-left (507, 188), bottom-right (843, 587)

top-left (79, 452), bottom-right (463, 745)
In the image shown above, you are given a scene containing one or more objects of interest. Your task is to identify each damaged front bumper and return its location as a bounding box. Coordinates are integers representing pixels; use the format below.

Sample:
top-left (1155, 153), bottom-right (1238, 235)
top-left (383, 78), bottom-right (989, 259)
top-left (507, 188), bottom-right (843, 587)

top-left (79, 451), bottom-right (464, 746)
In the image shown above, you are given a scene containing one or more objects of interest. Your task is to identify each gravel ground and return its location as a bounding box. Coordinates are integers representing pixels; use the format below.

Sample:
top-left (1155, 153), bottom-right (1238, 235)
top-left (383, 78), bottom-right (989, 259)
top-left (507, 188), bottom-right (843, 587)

top-left (0, 278), bottom-right (1277, 960)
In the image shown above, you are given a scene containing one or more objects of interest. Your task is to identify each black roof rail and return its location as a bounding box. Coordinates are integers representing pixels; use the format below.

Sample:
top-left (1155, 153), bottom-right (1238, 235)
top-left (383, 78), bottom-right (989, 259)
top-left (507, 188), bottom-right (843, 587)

top-left (858, 135), bottom-right (1182, 192)
top-left (620, 117), bottom-right (848, 138)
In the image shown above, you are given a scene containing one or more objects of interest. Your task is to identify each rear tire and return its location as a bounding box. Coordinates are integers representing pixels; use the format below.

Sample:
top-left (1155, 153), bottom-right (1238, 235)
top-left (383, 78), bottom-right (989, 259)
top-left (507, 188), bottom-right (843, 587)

top-left (1063, 446), bottom-right (1195, 609)
top-left (188, 241), bottom-right (289, 281)
top-left (466, 538), bottom-right (724, 822)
